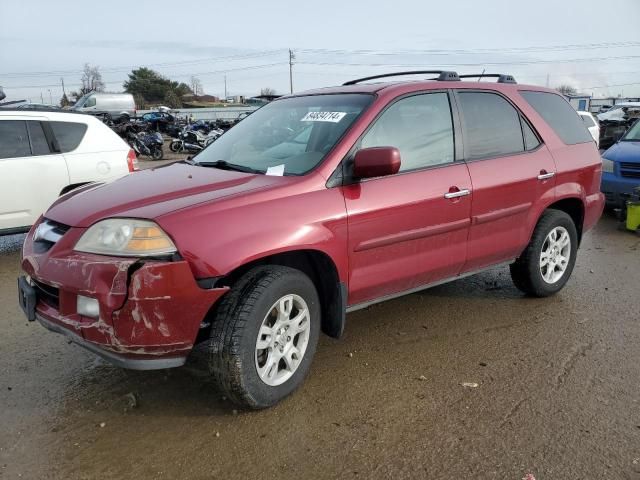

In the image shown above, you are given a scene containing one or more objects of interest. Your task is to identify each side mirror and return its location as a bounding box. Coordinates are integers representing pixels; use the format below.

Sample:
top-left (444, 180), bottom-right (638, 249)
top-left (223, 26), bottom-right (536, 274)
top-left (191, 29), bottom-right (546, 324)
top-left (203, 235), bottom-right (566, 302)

top-left (353, 146), bottom-right (401, 179)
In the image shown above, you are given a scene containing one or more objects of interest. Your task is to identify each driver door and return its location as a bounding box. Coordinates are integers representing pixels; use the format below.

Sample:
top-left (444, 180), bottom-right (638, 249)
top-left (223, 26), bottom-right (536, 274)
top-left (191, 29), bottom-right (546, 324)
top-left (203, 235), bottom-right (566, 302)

top-left (342, 92), bottom-right (472, 306)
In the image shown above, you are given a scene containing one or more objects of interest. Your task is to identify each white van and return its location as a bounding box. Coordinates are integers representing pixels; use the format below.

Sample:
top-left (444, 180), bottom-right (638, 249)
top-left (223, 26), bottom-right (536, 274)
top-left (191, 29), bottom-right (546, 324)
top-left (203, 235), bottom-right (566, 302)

top-left (70, 93), bottom-right (136, 121)
top-left (0, 110), bottom-right (136, 234)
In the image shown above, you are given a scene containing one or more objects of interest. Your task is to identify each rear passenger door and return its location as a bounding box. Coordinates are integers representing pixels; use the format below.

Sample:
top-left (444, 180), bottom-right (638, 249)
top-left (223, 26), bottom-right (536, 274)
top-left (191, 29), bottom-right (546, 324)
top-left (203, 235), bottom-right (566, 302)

top-left (0, 119), bottom-right (69, 231)
top-left (343, 92), bottom-right (473, 305)
top-left (454, 90), bottom-right (556, 272)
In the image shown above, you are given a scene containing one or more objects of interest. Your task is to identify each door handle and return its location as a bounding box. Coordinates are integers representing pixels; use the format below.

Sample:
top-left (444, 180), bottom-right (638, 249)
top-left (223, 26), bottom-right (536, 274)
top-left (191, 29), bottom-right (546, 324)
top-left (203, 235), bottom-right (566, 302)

top-left (444, 188), bottom-right (471, 199)
top-left (537, 171), bottom-right (555, 180)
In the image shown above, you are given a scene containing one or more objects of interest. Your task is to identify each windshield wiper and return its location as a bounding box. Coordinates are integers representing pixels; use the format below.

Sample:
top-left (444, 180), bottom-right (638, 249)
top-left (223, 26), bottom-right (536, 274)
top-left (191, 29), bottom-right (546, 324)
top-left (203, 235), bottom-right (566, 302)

top-left (190, 159), bottom-right (261, 174)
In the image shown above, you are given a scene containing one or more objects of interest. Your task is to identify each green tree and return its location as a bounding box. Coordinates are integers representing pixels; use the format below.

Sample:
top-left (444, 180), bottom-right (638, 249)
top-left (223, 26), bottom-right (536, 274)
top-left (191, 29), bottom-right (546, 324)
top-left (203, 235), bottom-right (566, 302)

top-left (59, 93), bottom-right (70, 107)
top-left (123, 67), bottom-right (191, 105)
top-left (163, 90), bottom-right (182, 109)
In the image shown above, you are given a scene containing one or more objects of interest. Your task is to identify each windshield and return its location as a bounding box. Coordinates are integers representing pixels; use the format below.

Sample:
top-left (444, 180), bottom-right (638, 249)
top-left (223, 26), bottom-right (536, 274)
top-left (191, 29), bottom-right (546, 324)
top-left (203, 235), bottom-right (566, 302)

top-left (621, 120), bottom-right (640, 141)
top-left (193, 94), bottom-right (373, 175)
top-left (72, 93), bottom-right (91, 109)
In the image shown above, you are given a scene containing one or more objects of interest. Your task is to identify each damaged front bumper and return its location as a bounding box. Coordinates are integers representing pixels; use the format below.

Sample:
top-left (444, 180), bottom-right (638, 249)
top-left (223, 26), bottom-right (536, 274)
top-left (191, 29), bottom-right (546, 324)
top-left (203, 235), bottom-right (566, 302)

top-left (20, 222), bottom-right (228, 370)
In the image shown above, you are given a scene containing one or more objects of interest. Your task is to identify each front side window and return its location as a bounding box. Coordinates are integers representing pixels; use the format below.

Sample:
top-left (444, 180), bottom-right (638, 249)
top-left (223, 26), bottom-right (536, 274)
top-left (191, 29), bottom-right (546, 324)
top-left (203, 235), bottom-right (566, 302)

top-left (360, 92), bottom-right (454, 171)
top-left (0, 121), bottom-right (31, 159)
top-left (50, 121), bottom-right (88, 152)
top-left (520, 91), bottom-right (593, 145)
top-left (458, 91), bottom-right (524, 160)
top-left (194, 94), bottom-right (373, 175)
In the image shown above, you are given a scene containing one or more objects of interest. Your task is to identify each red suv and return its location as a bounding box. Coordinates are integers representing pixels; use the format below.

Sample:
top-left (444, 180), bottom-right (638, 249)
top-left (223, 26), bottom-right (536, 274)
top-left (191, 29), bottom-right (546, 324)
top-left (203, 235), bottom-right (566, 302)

top-left (19, 71), bottom-right (604, 408)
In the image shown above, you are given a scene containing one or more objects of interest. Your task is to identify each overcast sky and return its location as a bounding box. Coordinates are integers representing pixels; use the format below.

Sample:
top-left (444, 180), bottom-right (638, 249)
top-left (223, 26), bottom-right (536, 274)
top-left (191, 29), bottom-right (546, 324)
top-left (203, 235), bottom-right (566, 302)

top-left (2, 0), bottom-right (640, 104)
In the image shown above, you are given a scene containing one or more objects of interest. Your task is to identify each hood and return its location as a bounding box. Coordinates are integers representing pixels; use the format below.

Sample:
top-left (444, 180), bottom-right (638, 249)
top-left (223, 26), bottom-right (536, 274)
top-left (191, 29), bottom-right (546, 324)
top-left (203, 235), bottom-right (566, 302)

top-left (602, 141), bottom-right (640, 163)
top-left (45, 162), bottom-right (287, 228)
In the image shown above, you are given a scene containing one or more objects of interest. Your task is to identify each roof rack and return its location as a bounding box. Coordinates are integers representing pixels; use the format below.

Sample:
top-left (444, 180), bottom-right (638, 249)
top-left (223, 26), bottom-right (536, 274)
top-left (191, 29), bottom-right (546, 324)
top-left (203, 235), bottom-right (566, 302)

top-left (457, 74), bottom-right (517, 84)
top-left (343, 70), bottom-right (459, 86)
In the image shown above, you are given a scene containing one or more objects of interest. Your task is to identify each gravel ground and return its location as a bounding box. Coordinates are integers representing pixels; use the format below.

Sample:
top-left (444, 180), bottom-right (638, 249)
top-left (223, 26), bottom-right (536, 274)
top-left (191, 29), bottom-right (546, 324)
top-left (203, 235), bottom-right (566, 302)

top-left (1, 205), bottom-right (639, 479)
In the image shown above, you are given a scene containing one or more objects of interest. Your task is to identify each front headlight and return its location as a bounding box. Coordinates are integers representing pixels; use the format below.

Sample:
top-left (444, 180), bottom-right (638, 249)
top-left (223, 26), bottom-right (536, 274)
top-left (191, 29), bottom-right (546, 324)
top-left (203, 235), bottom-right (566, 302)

top-left (601, 157), bottom-right (615, 174)
top-left (75, 219), bottom-right (176, 257)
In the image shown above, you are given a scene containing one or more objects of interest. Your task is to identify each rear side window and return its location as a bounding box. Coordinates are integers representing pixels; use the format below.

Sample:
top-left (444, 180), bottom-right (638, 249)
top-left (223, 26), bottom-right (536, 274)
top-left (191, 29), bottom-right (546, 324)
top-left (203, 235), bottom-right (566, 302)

top-left (50, 121), bottom-right (87, 152)
top-left (361, 92), bottom-right (454, 171)
top-left (457, 92), bottom-right (524, 160)
top-left (0, 121), bottom-right (31, 159)
top-left (26, 121), bottom-right (51, 155)
top-left (520, 91), bottom-right (593, 145)
top-left (581, 114), bottom-right (596, 128)
top-left (522, 119), bottom-right (541, 151)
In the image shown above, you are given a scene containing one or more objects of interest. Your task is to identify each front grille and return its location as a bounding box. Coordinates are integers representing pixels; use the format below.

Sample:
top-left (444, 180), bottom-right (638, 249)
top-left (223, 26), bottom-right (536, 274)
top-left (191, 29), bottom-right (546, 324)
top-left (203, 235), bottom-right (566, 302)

top-left (33, 219), bottom-right (70, 253)
top-left (32, 280), bottom-right (59, 309)
top-left (620, 162), bottom-right (640, 170)
top-left (620, 170), bottom-right (640, 179)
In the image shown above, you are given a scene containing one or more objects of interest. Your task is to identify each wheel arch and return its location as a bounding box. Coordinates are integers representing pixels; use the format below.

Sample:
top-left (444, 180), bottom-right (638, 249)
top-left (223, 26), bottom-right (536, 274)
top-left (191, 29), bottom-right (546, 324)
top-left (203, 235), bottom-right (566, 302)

top-left (212, 249), bottom-right (346, 339)
top-left (59, 182), bottom-right (92, 196)
top-left (546, 197), bottom-right (585, 243)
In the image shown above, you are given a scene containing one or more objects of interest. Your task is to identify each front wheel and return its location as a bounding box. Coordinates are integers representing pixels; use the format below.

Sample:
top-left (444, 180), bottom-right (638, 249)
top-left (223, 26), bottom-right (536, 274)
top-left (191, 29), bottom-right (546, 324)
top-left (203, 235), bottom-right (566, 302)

top-left (151, 146), bottom-right (164, 160)
top-left (510, 209), bottom-right (578, 297)
top-left (208, 266), bottom-right (320, 409)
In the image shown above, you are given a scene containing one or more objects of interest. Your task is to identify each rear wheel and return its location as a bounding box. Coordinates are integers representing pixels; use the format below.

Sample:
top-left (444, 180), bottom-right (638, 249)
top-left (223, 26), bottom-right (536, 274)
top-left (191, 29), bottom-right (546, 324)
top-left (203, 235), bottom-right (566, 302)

top-left (208, 266), bottom-right (320, 409)
top-left (510, 209), bottom-right (578, 297)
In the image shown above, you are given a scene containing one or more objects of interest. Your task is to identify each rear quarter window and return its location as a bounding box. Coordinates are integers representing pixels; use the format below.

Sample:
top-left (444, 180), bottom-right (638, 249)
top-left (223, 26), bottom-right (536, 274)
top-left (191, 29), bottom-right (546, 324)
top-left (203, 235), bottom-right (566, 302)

top-left (520, 91), bottom-right (593, 145)
top-left (49, 121), bottom-right (88, 152)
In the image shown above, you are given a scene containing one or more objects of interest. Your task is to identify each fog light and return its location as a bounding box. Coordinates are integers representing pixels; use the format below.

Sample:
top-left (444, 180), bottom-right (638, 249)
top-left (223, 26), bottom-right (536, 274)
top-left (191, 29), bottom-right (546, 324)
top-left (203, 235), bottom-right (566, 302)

top-left (77, 295), bottom-right (99, 318)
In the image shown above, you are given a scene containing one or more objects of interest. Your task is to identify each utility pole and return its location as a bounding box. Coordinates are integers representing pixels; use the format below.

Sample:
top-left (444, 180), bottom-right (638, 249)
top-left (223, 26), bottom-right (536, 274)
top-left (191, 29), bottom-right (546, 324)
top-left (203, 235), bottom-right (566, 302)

top-left (40, 92), bottom-right (44, 103)
top-left (61, 78), bottom-right (66, 97)
top-left (289, 49), bottom-right (295, 94)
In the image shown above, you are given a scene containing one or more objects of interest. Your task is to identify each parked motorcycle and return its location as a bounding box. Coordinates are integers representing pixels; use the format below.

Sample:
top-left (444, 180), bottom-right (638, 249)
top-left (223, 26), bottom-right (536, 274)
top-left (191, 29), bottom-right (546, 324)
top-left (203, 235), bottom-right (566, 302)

top-left (169, 126), bottom-right (221, 152)
top-left (129, 131), bottom-right (164, 160)
top-left (168, 138), bottom-right (203, 154)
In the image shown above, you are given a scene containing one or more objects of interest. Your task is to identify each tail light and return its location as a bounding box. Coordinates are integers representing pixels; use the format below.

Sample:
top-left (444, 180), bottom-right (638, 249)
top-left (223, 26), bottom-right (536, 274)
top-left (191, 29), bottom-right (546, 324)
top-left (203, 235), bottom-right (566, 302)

top-left (127, 149), bottom-right (139, 172)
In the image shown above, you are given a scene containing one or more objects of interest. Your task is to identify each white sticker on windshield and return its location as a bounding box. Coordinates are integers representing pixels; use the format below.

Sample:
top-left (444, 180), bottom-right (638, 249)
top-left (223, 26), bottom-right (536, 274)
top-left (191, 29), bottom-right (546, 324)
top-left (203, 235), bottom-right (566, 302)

top-left (301, 111), bottom-right (347, 123)
top-left (266, 164), bottom-right (285, 176)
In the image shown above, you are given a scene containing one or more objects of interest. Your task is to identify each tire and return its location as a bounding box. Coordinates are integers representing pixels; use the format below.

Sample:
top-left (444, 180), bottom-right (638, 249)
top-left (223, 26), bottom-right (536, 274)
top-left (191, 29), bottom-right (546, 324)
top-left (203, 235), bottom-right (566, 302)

top-left (151, 146), bottom-right (163, 160)
top-left (208, 266), bottom-right (320, 409)
top-left (169, 140), bottom-right (180, 153)
top-left (510, 209), bottom-right (578, 297)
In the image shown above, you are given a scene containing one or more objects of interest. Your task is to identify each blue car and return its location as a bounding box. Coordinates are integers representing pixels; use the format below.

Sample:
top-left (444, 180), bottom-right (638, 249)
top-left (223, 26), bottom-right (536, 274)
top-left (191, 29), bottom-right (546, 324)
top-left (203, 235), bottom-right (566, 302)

top-left (601, 120), bottom-right (640, 208)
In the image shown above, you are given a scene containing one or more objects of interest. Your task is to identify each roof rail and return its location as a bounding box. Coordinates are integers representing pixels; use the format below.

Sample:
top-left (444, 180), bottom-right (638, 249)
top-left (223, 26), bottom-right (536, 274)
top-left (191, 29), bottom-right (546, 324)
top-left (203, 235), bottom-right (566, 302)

top-left (458, 74), bottom-right (517, 84)
top-left (343, 70), bottom-right (459, 86)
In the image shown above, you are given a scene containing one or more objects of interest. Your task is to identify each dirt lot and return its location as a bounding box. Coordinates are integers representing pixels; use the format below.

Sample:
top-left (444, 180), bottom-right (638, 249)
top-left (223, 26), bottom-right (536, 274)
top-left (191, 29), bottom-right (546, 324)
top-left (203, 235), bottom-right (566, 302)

top-left (1, 207), bottom-right (639, 479)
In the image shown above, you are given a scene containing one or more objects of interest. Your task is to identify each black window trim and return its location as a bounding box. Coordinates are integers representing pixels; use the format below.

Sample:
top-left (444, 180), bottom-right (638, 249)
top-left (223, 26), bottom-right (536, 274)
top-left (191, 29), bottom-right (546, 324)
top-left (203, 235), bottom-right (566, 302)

top-left (25, 120), bottom-right (54, 156)
top-left (328, 89), bottom-right (461, 187)
top-left (451, 88), bottom-right (545, 164)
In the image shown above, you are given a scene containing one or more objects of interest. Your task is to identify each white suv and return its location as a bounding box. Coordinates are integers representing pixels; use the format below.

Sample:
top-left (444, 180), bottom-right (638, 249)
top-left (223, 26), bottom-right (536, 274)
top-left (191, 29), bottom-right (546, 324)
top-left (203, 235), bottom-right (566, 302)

top-left (0, 110), bottom-right (137, 234)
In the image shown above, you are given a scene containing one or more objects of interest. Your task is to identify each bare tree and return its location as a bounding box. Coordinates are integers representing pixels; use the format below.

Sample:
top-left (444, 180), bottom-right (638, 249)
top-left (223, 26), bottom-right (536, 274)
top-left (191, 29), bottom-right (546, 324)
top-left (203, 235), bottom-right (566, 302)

top-left (556, 84), bottom-right (578, 96)
top-left (260, 87), bottom-right (276, 96)
top-left (74, 63), bottom-right (105, 96)
top-left (190, 76), bottom-right (204, 96)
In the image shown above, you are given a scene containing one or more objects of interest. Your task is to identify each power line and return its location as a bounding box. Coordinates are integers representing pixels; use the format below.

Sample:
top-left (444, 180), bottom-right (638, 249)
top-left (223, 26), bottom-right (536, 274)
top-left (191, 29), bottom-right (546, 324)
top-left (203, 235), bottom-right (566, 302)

top-left (0, 50), bottom-right (287, 78)
top-left (3, 62), bottom-right (289, 89)
top-left (298, 54), bottom-right (640, 68)
top-left (298, 41), bottom-right (640, 56)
